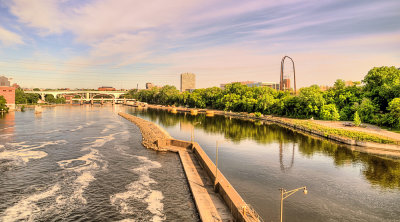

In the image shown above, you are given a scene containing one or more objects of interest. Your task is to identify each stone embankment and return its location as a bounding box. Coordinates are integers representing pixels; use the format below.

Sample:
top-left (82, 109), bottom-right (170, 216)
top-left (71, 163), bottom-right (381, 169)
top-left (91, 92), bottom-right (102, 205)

top-left (118, 112), bottom-right (263, 222)
top-left (118, 112), bottom-right (171, 151)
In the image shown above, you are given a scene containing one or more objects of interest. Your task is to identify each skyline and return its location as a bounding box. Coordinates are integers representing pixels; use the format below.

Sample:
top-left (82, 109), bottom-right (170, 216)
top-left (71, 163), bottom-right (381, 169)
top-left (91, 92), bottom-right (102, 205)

top-left (0, 0), bottom-right (399, 89)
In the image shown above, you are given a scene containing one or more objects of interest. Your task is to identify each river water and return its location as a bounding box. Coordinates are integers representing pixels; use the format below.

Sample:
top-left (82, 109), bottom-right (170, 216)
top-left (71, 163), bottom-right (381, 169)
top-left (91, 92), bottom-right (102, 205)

top-left (125, 107), bottom-right (400, 222)
top-left (0, 105), bottom-right (198, 221)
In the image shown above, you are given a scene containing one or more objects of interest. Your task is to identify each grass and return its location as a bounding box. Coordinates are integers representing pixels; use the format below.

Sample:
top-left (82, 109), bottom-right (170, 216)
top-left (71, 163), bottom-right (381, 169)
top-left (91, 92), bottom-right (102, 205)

top-left (291, 119), bottom-right (399, 145)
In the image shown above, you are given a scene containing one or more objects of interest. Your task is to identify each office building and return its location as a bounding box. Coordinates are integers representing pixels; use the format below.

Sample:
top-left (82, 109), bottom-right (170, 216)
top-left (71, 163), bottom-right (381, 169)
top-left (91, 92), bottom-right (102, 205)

top-left (180, 73), bottom-right (195, 92)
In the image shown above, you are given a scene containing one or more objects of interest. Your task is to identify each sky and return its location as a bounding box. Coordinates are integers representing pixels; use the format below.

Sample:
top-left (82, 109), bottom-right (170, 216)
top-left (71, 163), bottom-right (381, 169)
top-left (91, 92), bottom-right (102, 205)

top-left (0, 0), bottom-right (399, 89)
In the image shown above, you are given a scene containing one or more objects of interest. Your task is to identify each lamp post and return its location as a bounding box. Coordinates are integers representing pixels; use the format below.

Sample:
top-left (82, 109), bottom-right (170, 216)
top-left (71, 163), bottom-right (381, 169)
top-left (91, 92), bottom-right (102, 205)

top-left (214, 139), bottom-right (230, 191)
top-left (190, 122), bottom-right (201, 143)
top-left (279, 186), bottom-right (308, 222)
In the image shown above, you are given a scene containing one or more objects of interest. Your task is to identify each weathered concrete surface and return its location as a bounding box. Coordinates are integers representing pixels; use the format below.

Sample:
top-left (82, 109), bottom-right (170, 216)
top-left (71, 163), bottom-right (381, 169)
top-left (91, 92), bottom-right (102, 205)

top-left (118, 112), bottom-right (239, 221)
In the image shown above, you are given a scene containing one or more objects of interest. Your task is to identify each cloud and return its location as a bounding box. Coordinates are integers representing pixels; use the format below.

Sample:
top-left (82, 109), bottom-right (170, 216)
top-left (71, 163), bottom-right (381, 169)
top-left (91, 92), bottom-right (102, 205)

top-left (0, 26), bottom-right (24, 45)
top-left (8, 0), bottom-right (64, 35)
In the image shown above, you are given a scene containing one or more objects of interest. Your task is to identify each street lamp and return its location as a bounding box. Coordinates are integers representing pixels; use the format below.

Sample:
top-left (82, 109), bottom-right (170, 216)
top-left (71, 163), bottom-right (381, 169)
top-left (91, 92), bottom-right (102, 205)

top-left (214, 139), bottom-right (230, 191)
top-left (190, 121), bottom-right (201, 143)
top-left (279, 186), bottom-right (308, 222)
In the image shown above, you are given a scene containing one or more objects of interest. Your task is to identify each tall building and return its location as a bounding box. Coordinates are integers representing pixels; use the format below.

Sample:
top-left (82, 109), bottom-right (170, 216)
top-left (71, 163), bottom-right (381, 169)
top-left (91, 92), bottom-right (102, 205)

top-left (146, 82), bottom-right (154, 89)
top-left (180, 73), bottom-right (195, 92)
top-left (0, 76), bottom-right (15, 110)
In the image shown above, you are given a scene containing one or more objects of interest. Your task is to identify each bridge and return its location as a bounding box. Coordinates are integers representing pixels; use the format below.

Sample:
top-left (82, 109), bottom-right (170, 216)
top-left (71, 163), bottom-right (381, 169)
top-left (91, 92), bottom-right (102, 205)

top-left (24, 90), bottom-right (127, 101)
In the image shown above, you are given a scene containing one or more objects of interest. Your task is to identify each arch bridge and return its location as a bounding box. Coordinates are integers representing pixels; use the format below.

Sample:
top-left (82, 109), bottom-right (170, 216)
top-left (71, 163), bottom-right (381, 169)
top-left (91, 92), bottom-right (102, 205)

top-left (24, 90), bottom-right (127, 101)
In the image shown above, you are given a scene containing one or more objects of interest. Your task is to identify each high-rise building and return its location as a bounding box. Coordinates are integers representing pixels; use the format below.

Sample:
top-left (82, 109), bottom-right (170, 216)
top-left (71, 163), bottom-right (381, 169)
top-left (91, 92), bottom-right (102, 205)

top-left (146, 82), bottom-right (154, 89)
top-left (180, 73), bottom-right (195, 92)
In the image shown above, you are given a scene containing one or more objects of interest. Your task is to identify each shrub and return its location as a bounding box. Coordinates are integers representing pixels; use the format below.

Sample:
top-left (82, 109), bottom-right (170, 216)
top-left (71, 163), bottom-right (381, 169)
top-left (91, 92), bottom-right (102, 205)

top-left (354, 111), bottom-right (361, 126)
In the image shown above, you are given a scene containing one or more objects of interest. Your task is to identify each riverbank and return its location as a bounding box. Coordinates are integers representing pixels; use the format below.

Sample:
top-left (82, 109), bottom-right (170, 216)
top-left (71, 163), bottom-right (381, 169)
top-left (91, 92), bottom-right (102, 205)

top-left (141, 104), bottom-right (400, 151)
top-left (118, 112), bottom-right (262, 222)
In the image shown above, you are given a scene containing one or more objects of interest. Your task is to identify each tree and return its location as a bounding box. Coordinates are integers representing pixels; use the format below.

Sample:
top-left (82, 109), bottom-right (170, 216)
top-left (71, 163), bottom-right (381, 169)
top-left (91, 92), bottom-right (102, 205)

top-left (296, 85), bottom-right (325, 118)
top-left (320, 104), bottom-right (340, 121)
top-left (15, 88), bottom-right (27, 104)
top-left (363, 66), bottom-right (400, 111)
top-left (354, 111), bottom-right (361, 126)
top-left (385, 98), bottom-right (400, 128)
top-left (0, 96), bottom-right (9, 112)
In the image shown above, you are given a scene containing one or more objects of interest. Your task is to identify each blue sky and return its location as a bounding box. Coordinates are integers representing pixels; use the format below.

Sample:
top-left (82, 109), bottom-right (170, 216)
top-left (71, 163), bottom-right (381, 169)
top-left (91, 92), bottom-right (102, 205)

top-left (0, 0), bottom-right (399, 89)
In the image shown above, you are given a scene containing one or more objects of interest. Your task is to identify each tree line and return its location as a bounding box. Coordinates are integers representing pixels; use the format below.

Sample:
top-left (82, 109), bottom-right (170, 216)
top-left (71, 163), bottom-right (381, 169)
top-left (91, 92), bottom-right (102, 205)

top-left (123, 66), bottom-right (400, 129)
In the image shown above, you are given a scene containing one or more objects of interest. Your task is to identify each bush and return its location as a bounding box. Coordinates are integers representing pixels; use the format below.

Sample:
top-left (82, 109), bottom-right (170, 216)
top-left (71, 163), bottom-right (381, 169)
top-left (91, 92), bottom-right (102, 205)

top-left (354, 111), bottom-right (361, 126)
top-left (254, 112), bottom-right (262, 117)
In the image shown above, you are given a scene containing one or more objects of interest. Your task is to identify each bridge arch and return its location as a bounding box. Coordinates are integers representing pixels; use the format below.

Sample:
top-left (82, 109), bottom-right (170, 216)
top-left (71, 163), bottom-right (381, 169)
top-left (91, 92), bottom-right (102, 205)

top-left (280, 56), bottom-right (297, 94)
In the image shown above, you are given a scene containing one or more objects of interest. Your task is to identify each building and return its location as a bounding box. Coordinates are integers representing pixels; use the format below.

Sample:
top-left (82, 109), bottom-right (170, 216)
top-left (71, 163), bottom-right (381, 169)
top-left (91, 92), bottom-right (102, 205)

top-left (319, 85), bottom-right (330, 91)
top-left (345, 81), bottom-right (354, 87)
top-left (0, 76), bottom-right (15, 110)
top-left (247, 82), bottom-right (280, 90)
top-left (0, 76), bottom-right (10, 86)
top-left (98, 86), bottom-right (116, 91)
top-left (282, 78), bottom-right (290, 90)
top-left (180, 73), bottom-right (196, 92)
top-left (146, 83), bottom-right (154, 90)
top-left (220, 81), bottom-right (255, 90)
top-left (12, 83), bottom-right (20, 89)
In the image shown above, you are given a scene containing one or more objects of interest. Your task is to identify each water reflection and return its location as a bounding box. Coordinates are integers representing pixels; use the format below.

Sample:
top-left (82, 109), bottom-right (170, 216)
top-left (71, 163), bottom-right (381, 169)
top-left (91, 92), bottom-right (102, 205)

top-left (279, 142), bottom-right (295, 173)
top-left (131, 108), bottom-right (400, 190)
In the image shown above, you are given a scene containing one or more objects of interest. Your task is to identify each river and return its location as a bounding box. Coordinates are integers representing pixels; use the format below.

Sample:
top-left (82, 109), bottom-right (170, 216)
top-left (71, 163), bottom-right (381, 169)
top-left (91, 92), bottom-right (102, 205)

top-left (125, 107), bottom-right (400, 222)
top-left (0, 105), bottom-right (198, 221)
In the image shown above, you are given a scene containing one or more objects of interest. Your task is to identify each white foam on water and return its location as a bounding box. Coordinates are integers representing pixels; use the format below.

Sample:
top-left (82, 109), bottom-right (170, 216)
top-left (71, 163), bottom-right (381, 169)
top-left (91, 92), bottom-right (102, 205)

top-left (70, 125), bottom-right (83, 132)
top-left (1, 184), bottom-right (60, 222)
top-left (0, 140), bottom-right (67, 164)
top-left (0, 133), bottom-right (12, 139)
top-left (55, 132), bottom-right (115, 206)
top-left (101, 124), bottom-right (116, 134)
top-left (0, 149), bottom-right (48, 164)
top-left (110, 155), bottom-right (165, 221)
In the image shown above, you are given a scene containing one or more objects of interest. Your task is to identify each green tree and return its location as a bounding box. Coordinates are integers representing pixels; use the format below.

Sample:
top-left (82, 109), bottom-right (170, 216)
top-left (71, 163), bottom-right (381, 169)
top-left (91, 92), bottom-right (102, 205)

top-left (15, 88), bottom-right (27, 104)
top-left (363, 66), bottom-right (400, 111)
top-left (296, 85), bottom-right (325, 118)
top-left (354, 111), bottom-right (361, 126)
top-left (320, 104), bottom-right (340, 121)
top-left (385, 98), bottom-right (400, 128)
top-left (0, 96), bottom-right (9, 112)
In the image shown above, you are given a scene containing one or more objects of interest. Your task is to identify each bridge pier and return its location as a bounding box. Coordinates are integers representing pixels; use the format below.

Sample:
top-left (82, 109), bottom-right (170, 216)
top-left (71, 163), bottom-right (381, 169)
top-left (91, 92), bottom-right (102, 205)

top-left (101, 97), bottom-right (104, 105)
top-left (91, 98), bottom-right (94, 105)
top-left (80, 99), bottom-right (83, 105)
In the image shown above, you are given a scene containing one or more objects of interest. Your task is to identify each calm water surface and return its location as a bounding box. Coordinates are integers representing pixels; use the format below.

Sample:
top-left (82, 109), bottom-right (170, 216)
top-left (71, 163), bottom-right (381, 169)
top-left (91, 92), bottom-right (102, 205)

top-left (125, 107), bottom-right (400, 222)
top-left (0, 105), bottom-right (198, 221)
